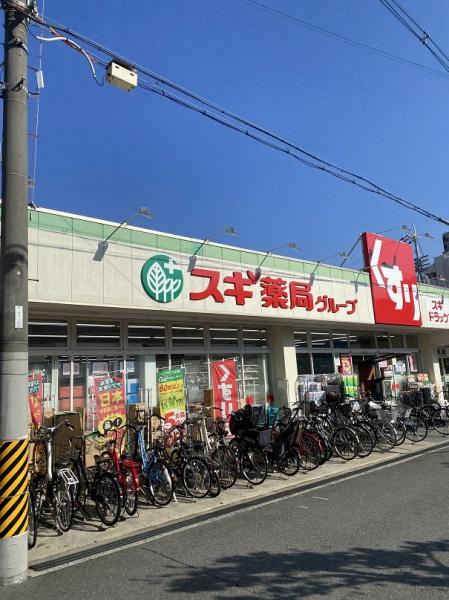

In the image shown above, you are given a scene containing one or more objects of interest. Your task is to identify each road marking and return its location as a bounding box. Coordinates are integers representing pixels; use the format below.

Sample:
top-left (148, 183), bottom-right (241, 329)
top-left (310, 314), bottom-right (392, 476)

top-left (311, 496), bottom-right (328, 501)
top-left (296, 505), bottom-right (308, 509)
top-left (29, 441), bottom-right (449, 577)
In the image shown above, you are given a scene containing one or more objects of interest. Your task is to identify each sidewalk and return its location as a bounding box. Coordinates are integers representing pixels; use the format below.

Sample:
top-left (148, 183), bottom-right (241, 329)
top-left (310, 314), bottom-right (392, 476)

top-left (29, 432), bottom-right (449, 569)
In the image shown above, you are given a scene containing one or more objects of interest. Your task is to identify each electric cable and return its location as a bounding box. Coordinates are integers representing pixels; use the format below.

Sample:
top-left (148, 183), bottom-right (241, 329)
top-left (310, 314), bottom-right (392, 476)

top-left (238, 0), bottom-right (449, 80)
top-left (4, 0), bottom-right (449, 227)
top-left (378, 0), bottom-right (449, 74)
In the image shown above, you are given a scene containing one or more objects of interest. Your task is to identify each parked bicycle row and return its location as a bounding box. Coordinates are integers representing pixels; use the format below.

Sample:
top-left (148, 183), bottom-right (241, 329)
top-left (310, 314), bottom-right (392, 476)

top-left (27, 395), bottom-right (449, 550)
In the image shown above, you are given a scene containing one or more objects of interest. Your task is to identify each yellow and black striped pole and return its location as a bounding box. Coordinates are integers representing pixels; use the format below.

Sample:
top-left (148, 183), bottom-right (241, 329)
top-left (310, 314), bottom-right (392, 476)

top-left (0, 440), bottom-right (29, 540)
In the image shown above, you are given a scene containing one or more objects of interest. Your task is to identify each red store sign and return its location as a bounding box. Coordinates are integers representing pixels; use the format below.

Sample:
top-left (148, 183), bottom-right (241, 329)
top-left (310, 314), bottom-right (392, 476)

top-left (189, 268), bottom-right (358, 316)
top-left (362, 232), bottom-right (421, 327)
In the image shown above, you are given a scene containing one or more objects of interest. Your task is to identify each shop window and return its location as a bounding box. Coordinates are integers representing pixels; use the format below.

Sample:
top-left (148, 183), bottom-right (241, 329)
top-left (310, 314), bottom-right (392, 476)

top-left (406, 334), bottom-right (419, 349)
top-left (171, 354), bottom-right (209, 403)
top-left (128, 324), bottom-right (166, 348)
top-left (311, 331), bottom-right (331, 348)
top-left (29, 320), bottom-right (68, 348)
top-left (332, 331), bottom-right (348, 349)
top-left (171, 326), bottom-right (205, 348)
top-left (242, 328), bottom-right (267, 349)
top-left (76, 322), bottom-right (121, 347)
top-left (243, 354), bottom-right (266, 404)
top-left (209, 327), bottom-right (239, 348)
top-left (156, 354), bottom-right (169, 370)
top-left (376, 333), bottom-right (390, 350)
top-left (390, 334), bottom-right (405, 349)
top-left (349, 331), bottom-right (375, 349)
top-left (294, 331), bottom-right (309, 348)
top-left (312, 353), bottom-right (334, 374)
top-left (297, 353), bottom-right (312, 375)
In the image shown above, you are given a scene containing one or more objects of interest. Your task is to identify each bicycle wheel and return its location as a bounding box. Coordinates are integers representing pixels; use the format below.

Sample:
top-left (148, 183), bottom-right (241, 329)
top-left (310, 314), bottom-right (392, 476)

top-left (298, 435), bottom-right (321, 471)
top-left (432, 406), bottom-right (449, 435)
top-left (405, 415), bottom-right (428, 442)
top-left (123, 468), bottom-right (138, 516)
top-left (53, 474), bottom-right (74, 533)
top-left (147, 460), bottom-right (174, 506)
top-left (353, 424), bottom-right (374, 458)
top-left (94, 472), bottom-right (121, 526)
top-left (182, 457), bottom-right (211, 498)
top-left (276, 449), bottom-right (300, 476)
top-left (28, 486), bottom-right (38, 550)
top-left (240, 445), bottom-right (267, 485)
top-left (211, 446), bottom-right (238, 489)
top-left (418, 404), bottom-right (437, 426)
top-left (391, 419), bottom-right (406, 446)
top-left (375, 422), bottom-right (396, 452)
top-left (332, 426), bottom-right (359, 461)
top-left (208, 469), bottom-right (222, 497)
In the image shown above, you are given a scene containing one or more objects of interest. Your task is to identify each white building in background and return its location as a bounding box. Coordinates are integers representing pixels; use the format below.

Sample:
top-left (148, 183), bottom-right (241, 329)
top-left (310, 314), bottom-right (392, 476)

top-left (21, 206), bottom-right (449, 427)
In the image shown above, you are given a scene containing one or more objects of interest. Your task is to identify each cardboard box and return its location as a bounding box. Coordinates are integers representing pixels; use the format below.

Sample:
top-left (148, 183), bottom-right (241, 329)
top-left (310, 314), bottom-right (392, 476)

top-left (203, 389), bottom-right (214, 407)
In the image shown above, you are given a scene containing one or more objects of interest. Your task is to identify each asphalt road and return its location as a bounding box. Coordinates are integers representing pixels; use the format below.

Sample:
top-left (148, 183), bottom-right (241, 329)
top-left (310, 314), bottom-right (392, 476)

top-left (4, 443), bottom-right (449, 600)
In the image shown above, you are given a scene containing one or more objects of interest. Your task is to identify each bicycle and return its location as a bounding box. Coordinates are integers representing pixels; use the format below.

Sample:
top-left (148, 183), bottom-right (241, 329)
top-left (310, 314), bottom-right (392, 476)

top-left (120, 419), bottom-right (174, 507)
top-left (191, 406), bottom-right (238, 490)
top-left (228, 407), bottom-right (269, 485)
top-left (69, 433), bottom-right (122, 527)
top-left (29, 420), bottom-right (78, 548)
top-left (101, 428), bottom-right (140, 516)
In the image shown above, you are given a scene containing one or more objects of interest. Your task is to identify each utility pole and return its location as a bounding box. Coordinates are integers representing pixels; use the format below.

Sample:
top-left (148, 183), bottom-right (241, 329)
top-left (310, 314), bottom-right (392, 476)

top-left (0, 0), bottom-right (30, 585)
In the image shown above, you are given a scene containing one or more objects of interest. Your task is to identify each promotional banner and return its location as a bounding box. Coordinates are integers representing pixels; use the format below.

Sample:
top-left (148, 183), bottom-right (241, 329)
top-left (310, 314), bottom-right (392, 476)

top-left (211, 359), bottom-right (239, 418)
top-left (157, 367), bottom-right (186, 428)
top-left (28, 372), bottom-right (44, 427)
top-left (362, 232), bottom-right (421, 327)
top-left (94, 374), bottom-right (126, 434)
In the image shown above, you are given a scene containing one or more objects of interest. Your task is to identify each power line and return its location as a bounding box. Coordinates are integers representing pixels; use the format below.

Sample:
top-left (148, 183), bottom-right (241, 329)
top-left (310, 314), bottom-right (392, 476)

top-left (238, 0), bottom-right (449, 80)
top-left (6, 0), bottom-right (449, 227)
top-left (378, 0), bottom-right (449, 74)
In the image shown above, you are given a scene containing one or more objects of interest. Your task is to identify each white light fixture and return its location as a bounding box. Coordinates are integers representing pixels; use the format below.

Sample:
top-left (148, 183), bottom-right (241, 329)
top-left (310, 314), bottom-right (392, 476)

top-left (254, 242), bottom-right (299, 280)
top-left (93, 207), bottom-right (152, 261)
top-left (192, 226), bottom-right (239, 257)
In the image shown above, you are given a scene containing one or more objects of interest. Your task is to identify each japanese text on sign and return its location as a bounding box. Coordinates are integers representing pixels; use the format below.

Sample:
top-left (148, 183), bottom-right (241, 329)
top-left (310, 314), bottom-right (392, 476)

top-left (189, 268), bottom-right (357, 315)
top-left (362, 233), bottom-right (421, 327)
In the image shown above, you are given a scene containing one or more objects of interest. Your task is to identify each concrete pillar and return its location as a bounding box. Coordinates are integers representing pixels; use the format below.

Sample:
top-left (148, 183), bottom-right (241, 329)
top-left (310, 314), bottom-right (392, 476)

top-left (418, 334), bottom-right (444, 401)
top-left (268, 326), bottom-right (298, 407)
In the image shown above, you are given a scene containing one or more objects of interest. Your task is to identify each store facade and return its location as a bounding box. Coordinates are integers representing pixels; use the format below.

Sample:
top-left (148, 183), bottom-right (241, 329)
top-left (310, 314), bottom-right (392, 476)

top-left (24, 207), bottom-right (449, 428)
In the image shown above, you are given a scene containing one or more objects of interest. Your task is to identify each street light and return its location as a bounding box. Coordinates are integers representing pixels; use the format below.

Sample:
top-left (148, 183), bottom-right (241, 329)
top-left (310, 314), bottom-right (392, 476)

top-left (93, 207), bottom-right (153, 261)
top-left (254, 242), bottom-right (299, 280)
top-left (192, 226), bottom-right (239, 257)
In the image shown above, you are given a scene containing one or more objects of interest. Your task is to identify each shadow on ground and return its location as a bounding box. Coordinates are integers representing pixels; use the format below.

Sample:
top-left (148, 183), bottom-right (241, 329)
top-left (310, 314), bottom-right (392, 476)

top-left (136, 538), bottom-right (449, 599)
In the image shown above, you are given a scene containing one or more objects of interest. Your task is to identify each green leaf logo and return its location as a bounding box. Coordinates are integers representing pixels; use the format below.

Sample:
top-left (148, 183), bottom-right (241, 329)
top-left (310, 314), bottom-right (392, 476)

top-left (141, 255), bottom-right (183, 303)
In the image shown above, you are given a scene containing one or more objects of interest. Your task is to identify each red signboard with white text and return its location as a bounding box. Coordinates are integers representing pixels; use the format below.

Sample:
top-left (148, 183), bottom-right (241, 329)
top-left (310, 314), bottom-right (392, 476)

top-left (211, 359), bottom-right (239, 418)
top-left (362, 232), bottom-right (421, 327)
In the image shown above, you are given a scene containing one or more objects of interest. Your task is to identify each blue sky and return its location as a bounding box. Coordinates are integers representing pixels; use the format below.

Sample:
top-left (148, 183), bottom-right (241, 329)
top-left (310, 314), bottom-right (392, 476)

top-left (19, 0), bottom-right (449, 268)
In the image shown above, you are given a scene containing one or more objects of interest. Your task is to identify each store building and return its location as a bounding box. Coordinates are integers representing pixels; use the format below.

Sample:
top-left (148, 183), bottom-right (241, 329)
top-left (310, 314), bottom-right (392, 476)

top-left (23, 207), bottom-right (449, 429)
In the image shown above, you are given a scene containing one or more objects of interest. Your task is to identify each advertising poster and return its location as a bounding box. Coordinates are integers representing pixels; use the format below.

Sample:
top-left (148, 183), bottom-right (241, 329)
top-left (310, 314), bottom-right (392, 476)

top-left (28, 372), bottom-right (44, 427)
top-left (339, 355), bottom-right (353, 376)
top-left (157, 367), bottom-right (186, 429)
top-left (211, 359), bottom-right (239, 418)
top-left (94, 373), bottom-right (126, 434)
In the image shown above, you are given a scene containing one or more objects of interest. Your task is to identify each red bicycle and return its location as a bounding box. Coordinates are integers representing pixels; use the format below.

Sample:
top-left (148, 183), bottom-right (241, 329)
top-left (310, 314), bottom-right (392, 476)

top-left (102, 428), bottom-right (140, 516)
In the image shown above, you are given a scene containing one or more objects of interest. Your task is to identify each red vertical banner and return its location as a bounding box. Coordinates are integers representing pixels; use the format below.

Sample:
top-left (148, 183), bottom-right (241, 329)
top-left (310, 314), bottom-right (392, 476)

top-left (28, 372), bottom-right (44, 427)
top-left (94, 373), bottom-right (127, 434)
top-left (211, 359), bottom-right (239, 418)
